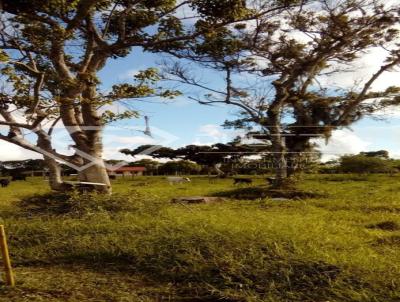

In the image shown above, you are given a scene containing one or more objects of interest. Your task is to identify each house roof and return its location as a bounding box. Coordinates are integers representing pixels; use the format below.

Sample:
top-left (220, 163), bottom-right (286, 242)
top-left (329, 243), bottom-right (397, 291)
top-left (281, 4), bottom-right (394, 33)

top-left (108, 166), bottom-right (146, 172)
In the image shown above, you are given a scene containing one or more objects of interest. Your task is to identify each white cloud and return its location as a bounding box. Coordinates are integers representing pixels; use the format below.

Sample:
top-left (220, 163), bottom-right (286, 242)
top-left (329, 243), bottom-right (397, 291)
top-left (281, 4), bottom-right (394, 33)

top-left (192, 124), bottom-right (237, 145)
top-left (102, 135), bottom-right (156, 159)
top-left (0, 140), bottom-right (41, 161)
top-left (112, 136), bottom-right (156, 145)
top-left (314, 129), bottom-right (371, 162)
top-left (117, 68), bottom-right (141, 80)
top-left (199, 124), bottom-right (226, 138)
top-left (317, 47), bottom-right (400, 91)
top-left (174, 1), bottom-right (195, 19)
top-left (373, 106), bottom-right (400, 118)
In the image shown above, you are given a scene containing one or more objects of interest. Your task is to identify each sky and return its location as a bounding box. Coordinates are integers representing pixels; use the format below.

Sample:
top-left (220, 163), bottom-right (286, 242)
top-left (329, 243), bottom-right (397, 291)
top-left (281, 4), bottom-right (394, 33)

top-left (77, 47), bottom-right (400, 162)
top-left (2, 47), bottom-right (400, 163)
top-left (2, 27), bottom-right (400, 163)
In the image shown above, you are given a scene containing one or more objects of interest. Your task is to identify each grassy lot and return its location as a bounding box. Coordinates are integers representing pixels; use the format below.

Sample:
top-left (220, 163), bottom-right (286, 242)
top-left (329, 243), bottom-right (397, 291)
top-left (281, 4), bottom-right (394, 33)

top-left (0, 175), bottom-right (399, 301)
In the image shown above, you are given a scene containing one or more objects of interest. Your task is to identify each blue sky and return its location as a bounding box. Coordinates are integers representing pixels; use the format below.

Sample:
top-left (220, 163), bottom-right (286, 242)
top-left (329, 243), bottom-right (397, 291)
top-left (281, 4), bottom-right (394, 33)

top-left (95, 47), bottom-right (400, 161)
top-left (98, 49), bottom-right (239, 145)
top-left (1, 47), bottom-right (400, 162)
top-left (1, 1), bottom-right (400, 163)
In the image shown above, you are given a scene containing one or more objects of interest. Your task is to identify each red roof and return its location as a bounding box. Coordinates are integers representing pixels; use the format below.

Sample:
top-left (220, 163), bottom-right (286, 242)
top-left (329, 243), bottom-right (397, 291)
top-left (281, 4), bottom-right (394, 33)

top-left (108, 166), bottom-right (146, 172)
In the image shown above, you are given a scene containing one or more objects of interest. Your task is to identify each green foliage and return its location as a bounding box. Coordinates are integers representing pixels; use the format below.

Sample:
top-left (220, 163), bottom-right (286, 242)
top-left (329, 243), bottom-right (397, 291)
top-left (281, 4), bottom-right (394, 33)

top-left (101, 110), bottom-right (139, 123)
top-left (275, 0), bottom-right (303, 5)
top-left (191, 0), bottom-right (250, 22)
top-left (111, 68), bottom-right (181, 100)
top-left (157, 16), bottom-right (184, 39)
top-left (339, 154), bottom-right (394, 174)
top-left (122, 142), bottom-right (256, 169)
top-left (0, 0), bottom-right (253, 177)
top-left (158, 160), bottom-right (202, 175)
top-left (129, 159), bottom-right (161, 174)
top-left (0, 50), bottom-right (10, 62)
top-left (0, 159), bottom-right (46, 173)
top-left (111, 83), bottom-right (158, 98)
top-left (360, 150), bottom-right (390, 159)
top-left (194, 27), bottom-right (245, 59)
top-left (134, 68), bottom-right (161, 83)
top-left (175, 0), bottom-right (400, 182)
top-left (2, 0), bottom-right (81, 15)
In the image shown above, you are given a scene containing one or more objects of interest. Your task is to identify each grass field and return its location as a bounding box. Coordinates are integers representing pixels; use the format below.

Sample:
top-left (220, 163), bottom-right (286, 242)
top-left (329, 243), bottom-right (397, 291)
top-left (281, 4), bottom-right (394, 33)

top-left (0, 174), bottom-right (399, 301)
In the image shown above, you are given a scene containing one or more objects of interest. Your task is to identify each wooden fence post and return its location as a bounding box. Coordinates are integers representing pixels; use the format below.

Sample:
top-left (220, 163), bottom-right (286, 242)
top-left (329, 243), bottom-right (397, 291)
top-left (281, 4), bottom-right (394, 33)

top-left (0, 225), bottom-right (15, 286)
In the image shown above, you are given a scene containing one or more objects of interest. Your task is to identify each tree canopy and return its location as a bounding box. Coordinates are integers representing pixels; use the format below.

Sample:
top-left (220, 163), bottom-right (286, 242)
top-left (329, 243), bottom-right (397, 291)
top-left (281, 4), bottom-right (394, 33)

top-left (0, 0), bottom-right (268, 192)
top-left (120, 141), bottom-right (261, 175)
top-left (2, 0), bottom-right (400, 191)
top-left (163, 0), bottom-right (400, 186)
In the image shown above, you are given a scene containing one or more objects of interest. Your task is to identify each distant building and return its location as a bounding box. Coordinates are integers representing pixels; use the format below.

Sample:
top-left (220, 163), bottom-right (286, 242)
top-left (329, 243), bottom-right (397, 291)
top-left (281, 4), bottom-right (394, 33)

top-left (107, 166), bottom-right (146, 177)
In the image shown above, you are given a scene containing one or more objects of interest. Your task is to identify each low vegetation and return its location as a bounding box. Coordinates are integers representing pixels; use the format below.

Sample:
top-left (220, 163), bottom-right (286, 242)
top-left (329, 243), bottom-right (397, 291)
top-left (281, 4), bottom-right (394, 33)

top-left (0, 175), bottom-right (399, 301)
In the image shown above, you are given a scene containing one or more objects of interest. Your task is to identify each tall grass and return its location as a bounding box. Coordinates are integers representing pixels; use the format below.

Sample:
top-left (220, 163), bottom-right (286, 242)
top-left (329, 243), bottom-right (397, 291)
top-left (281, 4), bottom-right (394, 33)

top-left (0, 175), bottom-right (399, 301)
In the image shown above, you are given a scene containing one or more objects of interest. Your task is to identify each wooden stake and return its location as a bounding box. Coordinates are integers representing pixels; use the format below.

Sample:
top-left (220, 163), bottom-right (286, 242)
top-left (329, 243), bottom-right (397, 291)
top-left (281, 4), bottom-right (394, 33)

top-left (0, 225), bottom-right (15, 286)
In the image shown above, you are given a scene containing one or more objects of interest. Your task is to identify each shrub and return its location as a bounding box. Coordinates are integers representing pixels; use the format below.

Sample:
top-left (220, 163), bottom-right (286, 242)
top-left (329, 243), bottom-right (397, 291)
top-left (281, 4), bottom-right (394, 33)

top-left (158, 160), bottom-right (202, 175)
top-left (339, 155), bottom-right (394, 174)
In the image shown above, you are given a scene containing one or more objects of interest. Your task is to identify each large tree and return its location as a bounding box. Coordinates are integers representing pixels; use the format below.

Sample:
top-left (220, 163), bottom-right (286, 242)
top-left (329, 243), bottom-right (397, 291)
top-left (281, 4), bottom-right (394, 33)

top-left (121, 141), bottom-right (257, 175)
top-left (0, 0), bottom-right (267, 193)
top-left (164, 0), bottom-right (400, 187)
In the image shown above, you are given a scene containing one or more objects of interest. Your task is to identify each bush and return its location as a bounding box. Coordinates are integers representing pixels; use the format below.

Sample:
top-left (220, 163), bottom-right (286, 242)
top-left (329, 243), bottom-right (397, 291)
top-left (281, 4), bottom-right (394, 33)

top-left (339, 155), bottom-right (394, 174)
top-left (158, 160), bottom-right (202, 175)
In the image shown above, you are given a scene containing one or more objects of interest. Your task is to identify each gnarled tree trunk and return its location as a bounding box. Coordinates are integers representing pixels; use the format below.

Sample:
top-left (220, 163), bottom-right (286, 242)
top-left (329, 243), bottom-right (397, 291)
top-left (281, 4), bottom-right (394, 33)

top-left (77, 155), bottom-right (111, 194)
top-left (267, 101), bottom-right (288, 189)
top-left (43, 156), bottom-right (72, 191)
top-left (37, 131), bottom-right (71, 191)
top-left (55, 84), bottom-right (112, 193)
top-left (270, 130), bottom-right (288, 188)
top-left (286, 139), bottom-right (308, 177)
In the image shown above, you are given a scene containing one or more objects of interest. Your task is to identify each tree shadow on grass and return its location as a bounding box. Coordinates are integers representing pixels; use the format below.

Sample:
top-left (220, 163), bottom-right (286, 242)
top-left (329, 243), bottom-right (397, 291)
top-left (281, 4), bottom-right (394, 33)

top-left (18, 254), bottom-right (244, 302)
top-left (8, 217), bottom-right (377, 301)
top-left (14, 191), bottom-right (163, 217)
top-left (44, 250), bottom-right (348, 302)
top-left (366, 221), bottom-right (400, 231)
top-left (320, 175), bottom-right (370, 182)
top-left (212, 185), bottom-right (325, 200)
